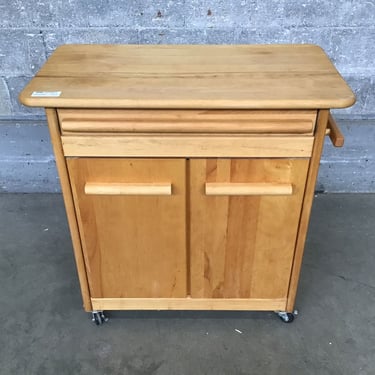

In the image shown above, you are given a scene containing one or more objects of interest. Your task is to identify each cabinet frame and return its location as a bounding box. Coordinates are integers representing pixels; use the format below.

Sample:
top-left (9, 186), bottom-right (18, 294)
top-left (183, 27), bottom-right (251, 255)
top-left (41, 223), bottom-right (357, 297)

top-left (45, 108), bottom-right (329, 313)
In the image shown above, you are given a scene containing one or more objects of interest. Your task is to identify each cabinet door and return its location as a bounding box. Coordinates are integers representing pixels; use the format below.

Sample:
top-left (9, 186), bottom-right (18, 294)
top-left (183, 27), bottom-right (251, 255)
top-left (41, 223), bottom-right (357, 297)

top-left (67, 158), bottom-right (187, 298)
top-left (190, 158), bottom-right (309, 299)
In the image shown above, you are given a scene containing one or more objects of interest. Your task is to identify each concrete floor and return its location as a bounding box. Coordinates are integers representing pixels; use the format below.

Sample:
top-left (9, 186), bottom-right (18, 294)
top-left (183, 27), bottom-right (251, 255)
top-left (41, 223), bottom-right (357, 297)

top-left (1, 194), bottom-right (374, 375)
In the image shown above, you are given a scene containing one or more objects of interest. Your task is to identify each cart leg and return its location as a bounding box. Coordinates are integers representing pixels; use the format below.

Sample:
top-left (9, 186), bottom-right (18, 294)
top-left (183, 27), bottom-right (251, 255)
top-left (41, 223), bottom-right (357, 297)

top-left (275, 309), bottom-right (298, 323)
top-left (91, 310), bottom-right (109, 325)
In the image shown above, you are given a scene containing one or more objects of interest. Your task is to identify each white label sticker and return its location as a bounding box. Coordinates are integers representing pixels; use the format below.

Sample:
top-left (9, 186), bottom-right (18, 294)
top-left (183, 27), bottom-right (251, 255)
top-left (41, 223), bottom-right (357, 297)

top-left (31, 91), bottom-right (61, 97)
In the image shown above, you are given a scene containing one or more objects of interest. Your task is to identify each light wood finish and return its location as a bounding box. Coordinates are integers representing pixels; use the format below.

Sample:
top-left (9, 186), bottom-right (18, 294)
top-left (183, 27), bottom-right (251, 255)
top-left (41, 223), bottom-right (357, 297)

top-left (286, 110), bottom-right (330, 312)
top-left (84, 182), bottom-right (172, 196)
top-left (67, 158), bottom-right (187, 299)
top-left (20, 45), bottom-right (355, 316)
top-left (45, 109), bottom-right (92, 311)
top-left (190, 158), bottom-right (309, 299)
top-left (20, 45), bottom-right (355, 109)
top-left (61, 135), bottom-right (314, 158)
top-left (205, 182), bottom-right (293, 196)
top-left (91, 297), bottom-right (287, 311)
top-left (58, 109), bottom-right (317, 134)
top-left (327, 112), bottom-right (345, 147)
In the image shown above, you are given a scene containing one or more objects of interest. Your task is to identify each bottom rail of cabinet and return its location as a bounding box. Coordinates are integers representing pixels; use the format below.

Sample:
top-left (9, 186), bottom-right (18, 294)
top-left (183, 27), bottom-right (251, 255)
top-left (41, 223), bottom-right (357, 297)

top-left (91, 297), bottom-right (287, 311)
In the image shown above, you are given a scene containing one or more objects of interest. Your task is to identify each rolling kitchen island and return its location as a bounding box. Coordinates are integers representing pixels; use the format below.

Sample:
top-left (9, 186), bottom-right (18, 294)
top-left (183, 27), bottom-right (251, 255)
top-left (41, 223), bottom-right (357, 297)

top-left (20, 44), bottom-right (355, 324)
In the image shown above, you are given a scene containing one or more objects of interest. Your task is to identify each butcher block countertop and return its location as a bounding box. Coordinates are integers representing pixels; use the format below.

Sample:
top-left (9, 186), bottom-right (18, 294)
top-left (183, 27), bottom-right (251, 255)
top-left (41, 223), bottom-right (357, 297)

top-left (19, 44), bottom-right (355, 109)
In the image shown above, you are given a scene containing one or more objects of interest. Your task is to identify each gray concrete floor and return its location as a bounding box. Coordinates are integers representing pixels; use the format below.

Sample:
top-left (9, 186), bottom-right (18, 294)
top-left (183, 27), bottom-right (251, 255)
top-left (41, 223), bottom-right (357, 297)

top-left (1, 194), bottom-right (374, 375)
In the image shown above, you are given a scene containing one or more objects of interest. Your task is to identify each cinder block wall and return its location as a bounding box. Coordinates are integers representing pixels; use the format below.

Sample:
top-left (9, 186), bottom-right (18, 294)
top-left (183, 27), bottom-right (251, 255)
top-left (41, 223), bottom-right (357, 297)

top-left (0, 1), bottom-right (374, 192)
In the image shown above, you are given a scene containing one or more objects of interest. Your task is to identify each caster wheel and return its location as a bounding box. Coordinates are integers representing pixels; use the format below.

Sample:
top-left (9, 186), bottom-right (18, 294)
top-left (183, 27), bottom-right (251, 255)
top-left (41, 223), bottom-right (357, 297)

top-left (276, 311), bottom-right (296, 323)
top-left (91, 311), bottom-right (109, 325)
top-left (93, 313), bottom-right (103, 325)
top-left (280, 313), bottom-right (294, 323)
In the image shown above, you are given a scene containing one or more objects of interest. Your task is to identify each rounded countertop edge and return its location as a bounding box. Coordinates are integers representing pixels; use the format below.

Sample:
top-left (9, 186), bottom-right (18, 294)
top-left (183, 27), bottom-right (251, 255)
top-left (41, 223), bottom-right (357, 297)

top-left (18, 95), bottom-right (357, 110)
top-left (18, 91), bottom-right (31, 107)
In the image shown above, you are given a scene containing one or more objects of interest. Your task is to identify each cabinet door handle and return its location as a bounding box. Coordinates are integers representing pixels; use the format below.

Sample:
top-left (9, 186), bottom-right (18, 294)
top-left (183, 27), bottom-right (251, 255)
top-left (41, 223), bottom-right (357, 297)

top-left (84, 182), bottom-right (172, 195)
top-left (205, 182), bottom-right (293, 196)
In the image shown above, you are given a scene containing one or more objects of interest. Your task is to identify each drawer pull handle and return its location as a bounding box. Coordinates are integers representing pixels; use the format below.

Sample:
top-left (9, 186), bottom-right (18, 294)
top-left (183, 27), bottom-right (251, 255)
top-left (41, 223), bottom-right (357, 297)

top-left (84, 182), bottom-right (172, 196)
top-left (205, 183), bottom-right (293, 196)
top-left (60, 119), bottom-right (314, 134)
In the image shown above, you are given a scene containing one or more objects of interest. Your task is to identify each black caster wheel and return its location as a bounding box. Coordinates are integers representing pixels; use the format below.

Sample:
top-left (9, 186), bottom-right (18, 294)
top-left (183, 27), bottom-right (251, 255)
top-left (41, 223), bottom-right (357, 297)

top-left (279, 313), bottom-right (294, 323)
top-left (276, 310), bottom-right (298, 323)
top-left (91, 311), bottom-right (109, 325)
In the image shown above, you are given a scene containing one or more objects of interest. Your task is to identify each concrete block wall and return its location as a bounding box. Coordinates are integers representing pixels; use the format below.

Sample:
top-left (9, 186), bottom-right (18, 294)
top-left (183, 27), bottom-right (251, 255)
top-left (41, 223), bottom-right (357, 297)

top-left (0, 1), bottom-right (374, 192)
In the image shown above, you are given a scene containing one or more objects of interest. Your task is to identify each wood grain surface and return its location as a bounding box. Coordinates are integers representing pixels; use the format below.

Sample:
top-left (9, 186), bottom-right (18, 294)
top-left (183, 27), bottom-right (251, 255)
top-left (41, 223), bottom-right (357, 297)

top-left (67, 158), bottom-right (187, 299)
top-left (45, 109), bottom-right (93, 311)
top-left (190, 158), bottom-right (309, 299)
top-left (91, 297), bottom-right (287, 311)
top-left (61, 134), bottom-right (314, 158)
top-left (20, 44), bottom-right (355, 109)
top-left (58, 109), bottom-right (317, 134)
top-left (286, 110), bottom-right (330, 311)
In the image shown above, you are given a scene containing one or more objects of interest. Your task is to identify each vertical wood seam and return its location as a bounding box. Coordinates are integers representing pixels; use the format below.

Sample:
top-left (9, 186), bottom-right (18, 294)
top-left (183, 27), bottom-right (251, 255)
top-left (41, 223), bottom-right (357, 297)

top-left (186, 158), bottom-right (191, 297)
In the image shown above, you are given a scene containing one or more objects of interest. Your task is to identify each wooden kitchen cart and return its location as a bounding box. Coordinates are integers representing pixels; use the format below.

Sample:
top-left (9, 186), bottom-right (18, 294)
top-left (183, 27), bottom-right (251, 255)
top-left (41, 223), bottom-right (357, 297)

top-left (20, 45), bottom-right (355, 324)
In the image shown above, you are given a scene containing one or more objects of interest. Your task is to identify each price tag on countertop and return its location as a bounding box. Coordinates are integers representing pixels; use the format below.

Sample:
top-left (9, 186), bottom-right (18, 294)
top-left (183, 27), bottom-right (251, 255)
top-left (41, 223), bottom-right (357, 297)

top-left (31, 91), bottom-right (61, 97)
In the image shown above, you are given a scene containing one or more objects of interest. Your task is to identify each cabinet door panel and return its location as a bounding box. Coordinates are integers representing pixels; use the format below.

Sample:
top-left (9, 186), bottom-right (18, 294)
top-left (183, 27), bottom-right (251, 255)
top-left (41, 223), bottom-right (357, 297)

top-left (190, 158), bottom-right (309, 299)
top-left (67, 158), bottom-right (187, 298)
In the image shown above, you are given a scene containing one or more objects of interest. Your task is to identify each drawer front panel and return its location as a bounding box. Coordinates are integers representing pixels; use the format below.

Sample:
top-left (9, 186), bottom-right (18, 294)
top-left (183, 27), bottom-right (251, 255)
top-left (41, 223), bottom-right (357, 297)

top-left (190, 158), bottom-right (309, 299)
top-left (58, 109), bottom-right (317, 135)
top-left (67, 158), bottom-right (187, 299)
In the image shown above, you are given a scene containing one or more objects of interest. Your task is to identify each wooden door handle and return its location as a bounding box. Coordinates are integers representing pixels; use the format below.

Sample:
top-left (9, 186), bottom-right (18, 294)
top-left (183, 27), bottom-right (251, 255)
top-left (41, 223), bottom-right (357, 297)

top-left (205, 182), bottom-right (293, 196)
top-left (326, 113), bottom-right (344, 147)
top-left (84, 182), bottom-right (172, 195)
